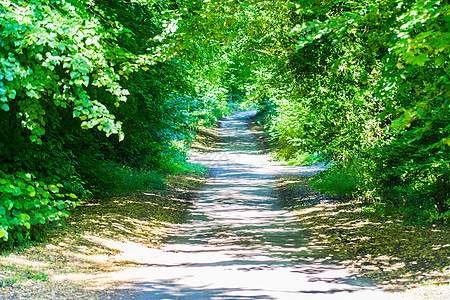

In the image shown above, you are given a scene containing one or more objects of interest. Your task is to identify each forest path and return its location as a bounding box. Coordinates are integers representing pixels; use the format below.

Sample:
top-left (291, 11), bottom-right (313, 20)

top-left (108, 111), bottom-right (396, 299)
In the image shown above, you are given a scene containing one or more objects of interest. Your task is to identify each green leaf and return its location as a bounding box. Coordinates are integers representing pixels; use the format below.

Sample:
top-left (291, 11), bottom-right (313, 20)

top-left (23, 173), bottom-right (33, 181)
top-left (12, 187), bottom-right (22, 196)
top-left (435, 55), bottom-right (446, 66)
top-left (6, 201), bottom-right (13, 210)
top-left (7, 89), bottom-right (16, 99)
top-left (27, 185), bottom-right (36, 197)
top-left (0, 228), bottom-right (7, 240)
top-left (56, 201), bottom-right (66, 209)
top-left (48, 185), bottom-right (59, 193)
top-left (412, 54), bottom-right (430, 66)
top-left (36, 127), bottom-right (46, 136)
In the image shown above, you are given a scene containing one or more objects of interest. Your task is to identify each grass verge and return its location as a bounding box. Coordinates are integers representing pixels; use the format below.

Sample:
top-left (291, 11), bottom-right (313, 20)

top-left (276, 175), bottom-right (450, 291)
top-left (0, 172), bottom-right (206, 299)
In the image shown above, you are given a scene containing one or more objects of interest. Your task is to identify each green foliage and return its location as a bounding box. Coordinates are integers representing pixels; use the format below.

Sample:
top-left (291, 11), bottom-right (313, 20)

top-left (367, 128), bottom-right (450, 223)
top-left (0, 0), bottom-right (246, 247)
top-left (0, 171), bottom-right (80, 248)
top-left (0, 264), bottom-right (48, 287)
top-left (253, 0), bottom-right (449, 223)
top-left (310, 162), bottom-right (363, 198)
top-left (25, 269), bottom-right (49, 281)
top-left (0, 265), bottom-right (21, 287)
top-left (0, 0), bottom-right (129, 143)
top-left (283, 152), bottom-right (328, 166)
top-left (75, 160), bottom-right (166, 197)
top-left (2, 0), bottom-right (446, 247)
top-left (255, 95), bottom-right (277, 130)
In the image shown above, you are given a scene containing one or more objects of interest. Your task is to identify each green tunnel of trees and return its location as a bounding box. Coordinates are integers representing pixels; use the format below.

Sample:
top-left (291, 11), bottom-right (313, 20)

top-left (0, 0), bottom-right (448, 247)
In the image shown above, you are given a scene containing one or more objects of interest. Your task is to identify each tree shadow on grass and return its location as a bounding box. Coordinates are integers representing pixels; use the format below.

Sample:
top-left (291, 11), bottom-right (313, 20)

top-left (276, 175), bottom-right (450, 290)
top-left (0, 174), bottom-right (205, 297)
top-left (190, 127), bottom-right (224, 153)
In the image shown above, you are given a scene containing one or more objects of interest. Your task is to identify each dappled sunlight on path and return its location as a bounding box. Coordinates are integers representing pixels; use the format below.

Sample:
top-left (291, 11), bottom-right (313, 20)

top-left (103, 111), bottom-right (408, 299)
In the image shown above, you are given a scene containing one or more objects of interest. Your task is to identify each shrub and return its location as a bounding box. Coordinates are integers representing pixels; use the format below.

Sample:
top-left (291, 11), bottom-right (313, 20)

top-left (0, 171), bottom-right (80, 248)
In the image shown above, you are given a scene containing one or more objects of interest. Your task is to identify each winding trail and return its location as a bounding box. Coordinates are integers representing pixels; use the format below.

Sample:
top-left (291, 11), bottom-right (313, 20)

top-left (110, 111), bottom-right (396, 299)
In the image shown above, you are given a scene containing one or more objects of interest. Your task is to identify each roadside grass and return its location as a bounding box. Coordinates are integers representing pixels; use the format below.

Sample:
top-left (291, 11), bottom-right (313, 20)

top-left (276, 175), bottom-right (450, 290)
top-left (0, 172), bottom-right (206, 298)
top-left (247, 115), bottom-right (274, 154)
top-left (250, 109), bottom-right (450, 291)
top-left (190, 126), bottom-right (222, 153)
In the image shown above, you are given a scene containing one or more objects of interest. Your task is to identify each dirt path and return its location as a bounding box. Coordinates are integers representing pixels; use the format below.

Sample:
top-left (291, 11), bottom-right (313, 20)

top-left (92, 110), bottom-right (426, 299)
top-left (2, 110), bottom-right (447, 299)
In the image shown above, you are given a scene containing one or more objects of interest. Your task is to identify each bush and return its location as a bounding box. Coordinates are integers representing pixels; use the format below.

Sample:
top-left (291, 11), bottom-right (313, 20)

top-left (0, 171), bottom-right (80, 248)
top-left (310, 161), bottom-right (363, 198)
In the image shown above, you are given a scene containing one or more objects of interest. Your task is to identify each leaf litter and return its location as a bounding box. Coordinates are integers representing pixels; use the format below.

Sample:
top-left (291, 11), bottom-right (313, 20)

top-left (275, 175), bottom-right (450, 292)
top-left (0, 173), bottom-right (206, 299)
